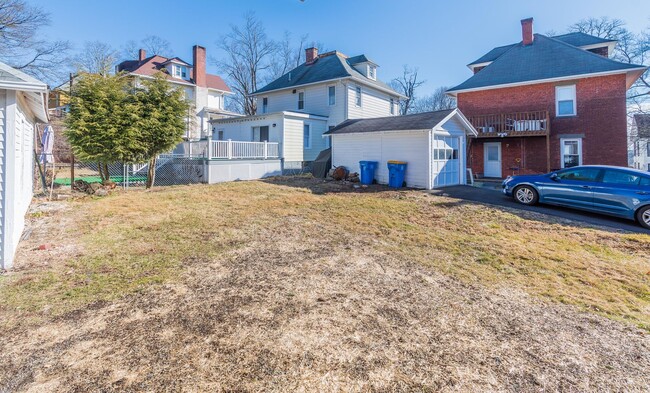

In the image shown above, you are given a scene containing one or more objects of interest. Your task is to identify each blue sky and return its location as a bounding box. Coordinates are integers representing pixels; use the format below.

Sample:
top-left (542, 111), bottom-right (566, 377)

top-left (31, 0), bottom-right (649, 94)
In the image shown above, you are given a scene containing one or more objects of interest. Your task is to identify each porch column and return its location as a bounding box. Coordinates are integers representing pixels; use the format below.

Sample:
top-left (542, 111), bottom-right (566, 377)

top-left (227, 139), bottom-right (233, 160)
top-left (207, 134), bottom-right (213, 159)
top-left (264, 141), bottom-right (268, 159)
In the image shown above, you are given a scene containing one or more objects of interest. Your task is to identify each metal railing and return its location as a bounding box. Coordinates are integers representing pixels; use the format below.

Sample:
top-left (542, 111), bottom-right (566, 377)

top-left (468, 110), bottom-right (550, 137)
top-left (210, 140), bottom-right (280, 160)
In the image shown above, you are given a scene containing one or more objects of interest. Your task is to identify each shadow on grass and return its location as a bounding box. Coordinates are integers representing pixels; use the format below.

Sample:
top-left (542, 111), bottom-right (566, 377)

top-left (425, 190), bottom-right (645, 235)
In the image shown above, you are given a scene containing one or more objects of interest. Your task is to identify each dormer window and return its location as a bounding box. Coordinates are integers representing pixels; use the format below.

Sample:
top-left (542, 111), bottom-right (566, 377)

top-left (368, 65), bottom-right (376, 80)
top-left (173, 64), bottom-right (188, 79)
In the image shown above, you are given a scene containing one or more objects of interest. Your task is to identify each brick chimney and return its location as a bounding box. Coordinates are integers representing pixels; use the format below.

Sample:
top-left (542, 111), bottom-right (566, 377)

top-left (521, 18), bottom-right (534, 46)
top-left (305, 47), bottom-right (318, 65)
top-left (138, 49), bottom-right (146, 61)
top-left (193, 45), bottom-right (207, 87)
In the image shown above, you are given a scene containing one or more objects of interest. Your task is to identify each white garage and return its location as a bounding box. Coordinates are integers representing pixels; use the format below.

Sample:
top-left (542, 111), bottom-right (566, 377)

top-left (326, 109), bottom-right (477, 189)
top-left (0, 61), bottom-right (48, 270)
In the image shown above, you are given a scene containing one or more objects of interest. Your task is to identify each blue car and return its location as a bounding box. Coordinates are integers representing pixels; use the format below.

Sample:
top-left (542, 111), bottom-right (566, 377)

top-left (502, 165), bottom-right (650, 229)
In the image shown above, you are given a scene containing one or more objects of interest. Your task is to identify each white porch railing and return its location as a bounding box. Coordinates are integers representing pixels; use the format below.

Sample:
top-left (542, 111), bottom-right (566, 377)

top-left (210, 140), bottom-right (280, 160)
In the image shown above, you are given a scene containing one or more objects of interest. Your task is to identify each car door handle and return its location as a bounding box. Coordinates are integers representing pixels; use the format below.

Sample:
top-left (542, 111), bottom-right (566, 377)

top-left (581, 185), bottom-right (592, 189)
top-left (637, 191), bottom-right (650, 195)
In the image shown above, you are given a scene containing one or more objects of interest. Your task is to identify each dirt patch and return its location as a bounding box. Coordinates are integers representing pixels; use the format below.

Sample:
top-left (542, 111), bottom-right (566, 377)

top-left (0, 178), bottom-right (649, 391)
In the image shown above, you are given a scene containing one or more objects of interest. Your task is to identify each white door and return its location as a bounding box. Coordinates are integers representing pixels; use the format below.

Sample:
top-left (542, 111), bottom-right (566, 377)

top-left (484, 142), bottom-right (502, 178)
top-left (432, 135), bottom-right (461, 187)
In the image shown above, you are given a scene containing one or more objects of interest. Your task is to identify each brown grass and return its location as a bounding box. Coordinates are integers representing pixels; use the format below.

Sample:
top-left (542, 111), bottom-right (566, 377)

top-left (0, 177), bottom-right (648, 391)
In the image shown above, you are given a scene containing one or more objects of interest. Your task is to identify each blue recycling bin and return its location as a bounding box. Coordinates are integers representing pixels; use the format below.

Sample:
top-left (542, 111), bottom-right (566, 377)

top-left (387, 161), bottom-right (407, 188)
top-left (359, 161), bottom-right (378, 185)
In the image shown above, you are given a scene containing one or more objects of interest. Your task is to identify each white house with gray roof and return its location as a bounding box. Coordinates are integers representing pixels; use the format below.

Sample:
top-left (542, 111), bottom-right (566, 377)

top-left (211, 48), bottom-right (405, 169)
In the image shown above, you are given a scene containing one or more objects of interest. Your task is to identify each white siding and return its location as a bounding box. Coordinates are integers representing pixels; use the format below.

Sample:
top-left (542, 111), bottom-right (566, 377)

top-left (346, 83), bottom-right (396, 119)
top-left (260, 81), bottom-right (346, 127)
top-left (436, 116), bottom-right (470, 185)
top-left (1, 90), bottom-right (35, 269)
top-left (331, 130), bottom-right (430, 188)
top-left (207, 90), bottom-right (222, 109)
top-left (0, 90), bottom-right (5, 267)
top-left (213, 113), bottom-right (284, 144)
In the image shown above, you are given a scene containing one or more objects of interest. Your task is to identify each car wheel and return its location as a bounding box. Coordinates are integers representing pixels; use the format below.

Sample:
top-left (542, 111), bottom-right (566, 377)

top-left (513, 185), bottom-right (538, 205)
top-left (636, 206), bottom-right (650, 230)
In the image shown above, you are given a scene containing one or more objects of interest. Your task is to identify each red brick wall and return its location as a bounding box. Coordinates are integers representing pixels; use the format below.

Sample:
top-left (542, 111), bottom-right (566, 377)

top-left (458, 74), bottom-right (628, 176)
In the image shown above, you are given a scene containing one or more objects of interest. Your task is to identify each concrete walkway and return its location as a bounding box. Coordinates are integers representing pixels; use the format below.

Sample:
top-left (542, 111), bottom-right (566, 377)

top-left (427, 185), bottom-right (647, 234)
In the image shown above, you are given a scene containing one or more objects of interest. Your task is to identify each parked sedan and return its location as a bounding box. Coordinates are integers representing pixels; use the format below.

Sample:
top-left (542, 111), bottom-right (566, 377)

top-left (502, 165), bottom-right (650, 229)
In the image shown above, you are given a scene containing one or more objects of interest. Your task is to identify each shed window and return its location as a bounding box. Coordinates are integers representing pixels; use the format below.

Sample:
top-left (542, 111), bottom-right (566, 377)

top-left (298, 91), bottom-right (305, 110)
top-left (390, 98), bottom-right (395, 115)
top-left (355, 86), bottom-right (362, 107)
top-left (647, 142), bottom-right (650, 157)
top-left (556, 85), bottom-right (576, 116)
top-left (262, 97), bottom-right (268, 113)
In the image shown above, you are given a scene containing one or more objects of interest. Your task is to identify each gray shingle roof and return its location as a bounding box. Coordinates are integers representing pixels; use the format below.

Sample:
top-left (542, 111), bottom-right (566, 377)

top-left (253, 52), bottom-right (400, 96)
top-left (467, 32), bottom-right (617, 66)
top-left (551, 32), bottom-right (616, 47)
top-left (449, 34), bottom-right (644, 93)
top-left (634, 114), bottom-right (650, 138)
top-left (324, 109), bottom-right (455, 135)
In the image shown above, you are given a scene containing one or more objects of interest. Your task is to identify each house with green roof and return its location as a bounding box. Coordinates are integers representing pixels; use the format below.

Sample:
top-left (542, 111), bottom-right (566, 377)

top-left (447, 18), bottom-right (647, 178)
top-left (210, 48), bottom-right (404, 169)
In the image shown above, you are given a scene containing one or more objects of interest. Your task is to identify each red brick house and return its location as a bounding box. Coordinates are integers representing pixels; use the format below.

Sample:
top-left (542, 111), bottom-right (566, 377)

top-left (447, 18), bottom-right (647, 178)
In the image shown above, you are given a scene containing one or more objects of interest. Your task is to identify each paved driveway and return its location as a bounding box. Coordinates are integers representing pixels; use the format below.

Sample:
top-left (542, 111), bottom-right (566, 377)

top-left (428, 186), bottom-right (648, 234)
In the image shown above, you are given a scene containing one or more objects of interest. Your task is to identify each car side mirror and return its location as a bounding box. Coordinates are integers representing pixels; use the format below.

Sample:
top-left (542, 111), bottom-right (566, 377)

top-left (550, 173), bottom-right (559, 182)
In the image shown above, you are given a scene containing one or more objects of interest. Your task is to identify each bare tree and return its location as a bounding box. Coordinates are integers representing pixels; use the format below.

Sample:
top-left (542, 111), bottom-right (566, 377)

top-left (569, 17), bottom-right (650, 161)
top-left (411, 86), bottom-right (456, 113)
top-left (390, 65), bottom-right (426, 115)
top-left (569, 17), bottom-right (649, 106)
top-left (122, 35), bottom-right (172, 59)
top-left (216, 12), bottom-right (276, 115)
top-left (73, 41), bottom-right (118, 76)
top-left (0, 0), bottom-right (70, 83)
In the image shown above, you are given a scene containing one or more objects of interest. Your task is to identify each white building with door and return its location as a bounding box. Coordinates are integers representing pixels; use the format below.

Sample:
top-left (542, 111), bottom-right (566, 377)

top-left (326, 109), bottom-right (477, 188)
top-left (0, 61), bottom-right (48, 269)
top-left (211, 47), bottom-right (405, 169)
top-left (632, 114), bottom-right (650, 172)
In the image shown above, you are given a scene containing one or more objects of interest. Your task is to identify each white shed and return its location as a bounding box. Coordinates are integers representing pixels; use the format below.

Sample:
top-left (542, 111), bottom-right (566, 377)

top-left (0, 61), bottom-right (48, 269)
top-left (326, 109), bottom-right (477, 189)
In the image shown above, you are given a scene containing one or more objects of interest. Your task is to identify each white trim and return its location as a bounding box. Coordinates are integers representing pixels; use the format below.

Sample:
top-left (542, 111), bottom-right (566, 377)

top-left (555, 84), bottom-right (577, 117)
top-left (560, 138), bottom-right (583, 168)
top-left (446, 66), bottom-right (648, 96)
top-left (579, 42), bottom-right (616, 53)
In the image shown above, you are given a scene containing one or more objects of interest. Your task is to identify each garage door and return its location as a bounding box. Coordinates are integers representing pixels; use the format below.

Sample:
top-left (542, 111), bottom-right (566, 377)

top-left (432, 135), bottom-right (461, 187)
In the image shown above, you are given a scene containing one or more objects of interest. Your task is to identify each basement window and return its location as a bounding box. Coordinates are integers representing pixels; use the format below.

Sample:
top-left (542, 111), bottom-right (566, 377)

top-left (560, 138), bottom-right (582, 168)
top-left (556, 85), bottom-right (576, 117)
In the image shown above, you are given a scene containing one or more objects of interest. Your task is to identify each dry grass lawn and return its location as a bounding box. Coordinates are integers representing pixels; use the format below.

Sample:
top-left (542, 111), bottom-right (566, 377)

top-left (0, 176), bottom-right (649, 391)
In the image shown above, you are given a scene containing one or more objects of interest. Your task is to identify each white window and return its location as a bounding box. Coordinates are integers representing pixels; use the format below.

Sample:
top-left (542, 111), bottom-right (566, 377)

top-left (368, 65), bottom-right (376, 80)
top-left (561, 138), bottom-right (582, 168)
top-left (328, 86), bottom-right (336, 106)
top-left (556, 85), bottom-right (576, 117)
top-left (173, 64), bottom-right (187, 79)
top-left (298, 91), bottom-right (305, 110)
top-left (647, 142), bottom-right (650, 157)
top-left (390, 98), bottom-right (395, 115)
top-left (262, 97), bottom-right (268, 113)
top-left (303, 124), bottom-right (311, 149)
top-left (355, 86), bottom-right (362, 107)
